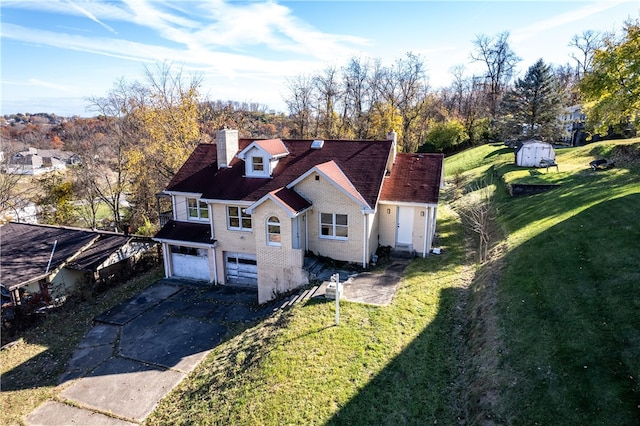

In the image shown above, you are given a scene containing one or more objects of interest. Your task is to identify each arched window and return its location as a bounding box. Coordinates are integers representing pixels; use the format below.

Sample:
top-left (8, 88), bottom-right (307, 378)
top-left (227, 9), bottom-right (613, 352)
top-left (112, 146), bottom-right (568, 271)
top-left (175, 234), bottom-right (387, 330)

top-left (267, 216), bottom-right (281, 246)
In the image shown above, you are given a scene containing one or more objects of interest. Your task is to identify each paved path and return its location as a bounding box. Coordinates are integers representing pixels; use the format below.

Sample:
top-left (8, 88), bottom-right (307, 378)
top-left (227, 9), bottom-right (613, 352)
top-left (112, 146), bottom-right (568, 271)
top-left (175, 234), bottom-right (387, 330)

top-left (340, 259), bottom-right (409, 305)
top-left (24, 281), bottom-right (277, 425)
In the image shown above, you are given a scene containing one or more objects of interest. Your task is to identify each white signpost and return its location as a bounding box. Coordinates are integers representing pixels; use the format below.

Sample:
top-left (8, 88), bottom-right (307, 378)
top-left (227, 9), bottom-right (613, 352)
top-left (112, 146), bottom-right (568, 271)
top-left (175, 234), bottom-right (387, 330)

top-left (331, 273), bottom-right (340, 326)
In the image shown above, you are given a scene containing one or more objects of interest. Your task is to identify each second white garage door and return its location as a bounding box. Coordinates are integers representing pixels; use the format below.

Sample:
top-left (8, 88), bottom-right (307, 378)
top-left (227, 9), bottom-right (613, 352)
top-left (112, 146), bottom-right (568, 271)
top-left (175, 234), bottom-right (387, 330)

top-left (225, 252), bottom-right (258, 287)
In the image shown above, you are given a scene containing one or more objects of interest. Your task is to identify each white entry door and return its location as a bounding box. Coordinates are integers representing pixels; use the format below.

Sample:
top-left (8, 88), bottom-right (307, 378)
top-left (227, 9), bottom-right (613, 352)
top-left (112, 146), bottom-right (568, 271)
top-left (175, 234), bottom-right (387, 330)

top-left (396, 206), bottom-right (414, 246)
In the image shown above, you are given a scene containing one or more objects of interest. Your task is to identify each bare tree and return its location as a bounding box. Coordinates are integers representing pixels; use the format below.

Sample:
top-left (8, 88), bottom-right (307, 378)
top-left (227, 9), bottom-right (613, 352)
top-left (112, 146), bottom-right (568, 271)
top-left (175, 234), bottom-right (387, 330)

top-left (284, 74), bottom-right (315, 138)
top-left (86, 78), bottom-right (141, 230)
top-left (341, 56), bottom-right (374, 139)
top-left (380, 52), bottom-right (430, 152)
top-left (457, 178), bottom-right (495, 262)
top-left (448, 66), bottom-right (486, 144)
top-left (0, 139), bottom-right (34, 222)
top-left (471, 32), bottom-right (520, 119)
top-left (569, 30), bottom-right (604, 77)
top-left (312, 65), bottom-right (342, 138)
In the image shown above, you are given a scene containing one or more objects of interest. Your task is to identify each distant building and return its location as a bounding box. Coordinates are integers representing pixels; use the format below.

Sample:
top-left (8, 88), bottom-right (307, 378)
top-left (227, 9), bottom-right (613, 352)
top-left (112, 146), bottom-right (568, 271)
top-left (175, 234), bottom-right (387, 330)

top-left (3, 147), bottom-right (80, 175)
top-left (559, 105), bottom-right (586, 146)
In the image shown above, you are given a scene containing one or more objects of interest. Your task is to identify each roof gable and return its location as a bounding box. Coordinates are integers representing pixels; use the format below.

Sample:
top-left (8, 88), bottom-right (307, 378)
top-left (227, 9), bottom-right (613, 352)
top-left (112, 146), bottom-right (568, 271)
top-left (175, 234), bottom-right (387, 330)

top-left (245, 187), bottom-right (312, 217)
top-left (287, 160), bottom-right (370, 209)
top-left (237, 138), bottom-right (289, 160)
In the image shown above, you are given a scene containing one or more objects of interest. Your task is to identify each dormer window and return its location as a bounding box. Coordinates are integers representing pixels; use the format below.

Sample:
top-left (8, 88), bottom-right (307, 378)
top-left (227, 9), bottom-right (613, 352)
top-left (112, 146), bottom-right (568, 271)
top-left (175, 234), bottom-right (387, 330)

top-left (252, 156), bottom-right (264, 173)
top-left (237, 139), bottom-right (289, 178)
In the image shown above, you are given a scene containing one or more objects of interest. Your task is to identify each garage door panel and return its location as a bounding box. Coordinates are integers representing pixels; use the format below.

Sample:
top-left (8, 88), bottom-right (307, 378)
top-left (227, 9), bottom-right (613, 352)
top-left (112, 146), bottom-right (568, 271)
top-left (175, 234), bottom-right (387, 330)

top-left (225, 252), bottom-right (257, 286)
top-left (171, 252), bottom-right (210, 281)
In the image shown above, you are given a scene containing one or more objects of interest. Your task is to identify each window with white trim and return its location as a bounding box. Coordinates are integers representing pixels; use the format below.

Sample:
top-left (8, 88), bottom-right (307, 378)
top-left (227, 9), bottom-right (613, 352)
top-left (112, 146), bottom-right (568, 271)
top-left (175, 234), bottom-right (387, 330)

top-left (227, 206), bottom-right (252, 230)
top-left (267, 216), bottom-right (281, 246)
top-left (320, 213), bottom-right (348, 239)
top-left (187, 198), bottom-right (208, 220)
top-left (251, 156), bottom-right (264, 173)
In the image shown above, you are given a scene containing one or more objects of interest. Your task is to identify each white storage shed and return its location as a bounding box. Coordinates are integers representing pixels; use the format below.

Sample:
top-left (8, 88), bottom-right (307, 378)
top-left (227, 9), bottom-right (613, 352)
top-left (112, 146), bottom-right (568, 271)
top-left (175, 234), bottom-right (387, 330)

top-left (514, 140), bottom-right (556, 167)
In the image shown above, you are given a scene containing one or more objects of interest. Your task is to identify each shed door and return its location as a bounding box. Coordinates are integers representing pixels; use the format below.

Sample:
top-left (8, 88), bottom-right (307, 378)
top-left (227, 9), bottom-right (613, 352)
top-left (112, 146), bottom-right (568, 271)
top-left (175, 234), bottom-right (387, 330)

top-left (396, 207), bottom-right (414, 246)
top-left (225, 252), bottom-right (258, 286)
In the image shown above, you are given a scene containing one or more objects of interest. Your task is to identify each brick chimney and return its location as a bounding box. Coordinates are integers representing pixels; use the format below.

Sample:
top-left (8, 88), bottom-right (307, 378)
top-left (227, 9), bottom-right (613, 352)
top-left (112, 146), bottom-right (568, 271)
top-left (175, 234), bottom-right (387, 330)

top-left (216, 129), bottom-right (239, 169)
top-left (386, 130), bottom-right (397, 174)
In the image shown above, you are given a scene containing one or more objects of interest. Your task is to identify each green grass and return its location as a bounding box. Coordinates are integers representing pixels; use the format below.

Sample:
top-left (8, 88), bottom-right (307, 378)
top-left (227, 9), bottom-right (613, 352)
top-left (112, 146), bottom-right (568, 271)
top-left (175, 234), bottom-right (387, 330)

top-left (4, 138), bottom-right (639, 425)
top-left (450, 138), bottom-right (640, 423)
top-left (492, 140), bottom-right (640, 424)
top-left (444, 143), bottom-right (513, 177)
top-left (147, 138), bottom-right (639, 425)
top-left (0, 268), bottom-right (163, 425)
top-left (147, 206), bottom-right (470, 425)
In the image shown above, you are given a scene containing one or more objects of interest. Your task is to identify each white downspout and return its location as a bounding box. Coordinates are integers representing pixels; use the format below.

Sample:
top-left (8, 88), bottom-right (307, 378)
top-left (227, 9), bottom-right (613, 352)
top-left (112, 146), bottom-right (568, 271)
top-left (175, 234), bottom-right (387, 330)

top-left (423, 207), bottom-right (429, 257)
top-left (163, 242), bottom-right (171, 278)
top-left (209, 204), bottom-right (215, 239)
top-left (212, 246), bottom-right (218, 285)
top-left (305, 211), bottom-right (309, 252)
top-left (362, 212), bottom-right (368, 268)
top-left (431, 206), bottom-right (438, 247)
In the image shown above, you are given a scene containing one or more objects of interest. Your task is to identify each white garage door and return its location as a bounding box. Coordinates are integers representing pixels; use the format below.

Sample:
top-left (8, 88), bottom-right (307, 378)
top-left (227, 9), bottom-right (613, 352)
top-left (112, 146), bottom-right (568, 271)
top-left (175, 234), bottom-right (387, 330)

top-left (171, 246), bottom-right (210, 281)
top-left (225, 252), bottom-right (258, 287)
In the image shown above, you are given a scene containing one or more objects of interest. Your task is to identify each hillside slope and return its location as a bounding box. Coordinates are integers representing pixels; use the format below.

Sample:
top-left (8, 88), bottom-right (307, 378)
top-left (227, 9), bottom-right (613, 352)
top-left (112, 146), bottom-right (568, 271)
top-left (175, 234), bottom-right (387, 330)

top-left (450, 138), bottom-right (640, 424)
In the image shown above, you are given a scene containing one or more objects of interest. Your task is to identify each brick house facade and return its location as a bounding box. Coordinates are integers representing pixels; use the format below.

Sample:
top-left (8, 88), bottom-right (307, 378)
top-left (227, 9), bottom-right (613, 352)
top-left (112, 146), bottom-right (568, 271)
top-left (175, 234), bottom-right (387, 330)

top-left (154, 129), bottom-right (443, 303)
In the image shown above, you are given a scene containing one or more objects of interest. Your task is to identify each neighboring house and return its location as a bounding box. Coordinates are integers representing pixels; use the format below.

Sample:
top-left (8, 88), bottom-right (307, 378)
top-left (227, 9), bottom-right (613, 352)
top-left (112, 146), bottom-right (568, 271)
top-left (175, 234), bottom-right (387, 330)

top-left (0, 201), bottom-right (38, 224)
top-left (514, 140), bottom-right (556, 168)
top-left (0, 222), bottom-right (156, 304)
top-left (559, 105), bottom-right (587, 146)
top-left (154, 129), bottom-right (444, 304)
top-left (3, 148), bottom-right (79, 175)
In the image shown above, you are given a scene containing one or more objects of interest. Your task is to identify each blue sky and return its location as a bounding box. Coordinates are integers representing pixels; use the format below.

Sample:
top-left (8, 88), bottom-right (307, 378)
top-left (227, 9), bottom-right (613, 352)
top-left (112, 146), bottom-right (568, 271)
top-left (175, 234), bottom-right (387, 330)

top-left (1, 1), bottom-right (638, 116)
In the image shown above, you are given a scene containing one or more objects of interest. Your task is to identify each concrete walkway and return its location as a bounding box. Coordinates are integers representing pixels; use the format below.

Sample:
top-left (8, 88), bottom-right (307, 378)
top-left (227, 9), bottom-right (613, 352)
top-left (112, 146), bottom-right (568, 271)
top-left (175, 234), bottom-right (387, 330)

top-left (24, 281), bottom-right (276, 425)
top-left (23, 259), bottom-right (408, 425)
top-left (341, 259), bottom-right (409, 305)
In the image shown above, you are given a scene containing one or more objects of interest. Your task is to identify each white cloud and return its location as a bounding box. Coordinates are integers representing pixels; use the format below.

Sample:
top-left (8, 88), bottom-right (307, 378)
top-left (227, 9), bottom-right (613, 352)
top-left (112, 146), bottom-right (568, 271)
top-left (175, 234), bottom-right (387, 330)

top-left (512, 0), bottom-right (630, 44)
top-left (66, 0), bottom-right (119, 34)
top-left (2, 78), bottom-right (75, 93)
top-left (1, 0), bottom-right (366, 78)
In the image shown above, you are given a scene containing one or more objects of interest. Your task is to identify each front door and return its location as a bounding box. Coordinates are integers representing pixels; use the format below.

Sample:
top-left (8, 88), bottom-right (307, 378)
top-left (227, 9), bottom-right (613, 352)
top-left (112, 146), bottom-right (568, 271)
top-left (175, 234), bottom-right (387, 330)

top-left (396, 206), bottom-right (414, 246)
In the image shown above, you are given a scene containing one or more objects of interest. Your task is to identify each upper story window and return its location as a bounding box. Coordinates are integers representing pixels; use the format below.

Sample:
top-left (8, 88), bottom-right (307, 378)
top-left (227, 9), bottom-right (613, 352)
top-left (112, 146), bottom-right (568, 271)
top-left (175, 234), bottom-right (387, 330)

top-left (187, 198), bottom-right (208, 221)
top-left (227, 206), bottom-right (252, 231)
top-left (320, 213), bottom-right (348, 240)
top-left (267, 216), bottom-right (281, 246)
top-left (251, 156), bottom-right (264, 173)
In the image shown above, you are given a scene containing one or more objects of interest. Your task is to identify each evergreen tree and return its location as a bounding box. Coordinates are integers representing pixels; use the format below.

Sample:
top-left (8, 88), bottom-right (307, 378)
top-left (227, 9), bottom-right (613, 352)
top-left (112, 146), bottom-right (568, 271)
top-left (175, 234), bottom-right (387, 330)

top-left (501, 59), bottom-right (565, 140)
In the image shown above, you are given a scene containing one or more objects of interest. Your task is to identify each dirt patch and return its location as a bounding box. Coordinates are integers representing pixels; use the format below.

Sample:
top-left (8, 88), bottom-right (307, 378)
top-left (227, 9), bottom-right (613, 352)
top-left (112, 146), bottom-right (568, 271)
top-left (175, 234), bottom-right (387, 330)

top-left (608, 143), bottom-right (640, 167)
top-left (463, 243), bottom-right (513, 425)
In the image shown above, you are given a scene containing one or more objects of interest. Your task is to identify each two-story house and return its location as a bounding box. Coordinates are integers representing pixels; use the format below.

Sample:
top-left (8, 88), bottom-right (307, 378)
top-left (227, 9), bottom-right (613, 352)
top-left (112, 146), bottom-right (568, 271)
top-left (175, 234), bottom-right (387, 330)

top-left (154, 129), bottom-right (443, 303)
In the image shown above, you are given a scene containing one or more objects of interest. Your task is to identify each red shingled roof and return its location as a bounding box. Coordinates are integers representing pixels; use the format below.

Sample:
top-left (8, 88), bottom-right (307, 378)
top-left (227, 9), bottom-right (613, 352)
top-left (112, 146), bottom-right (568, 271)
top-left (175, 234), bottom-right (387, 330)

top-left (247, 187), bottom-right (312, 217)
top-left (166, 139), bottom-right (393, 208)
top-left (379, 153), bottom-right (443, 204)
top-left (254, 139), bottom-right (289, 157)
